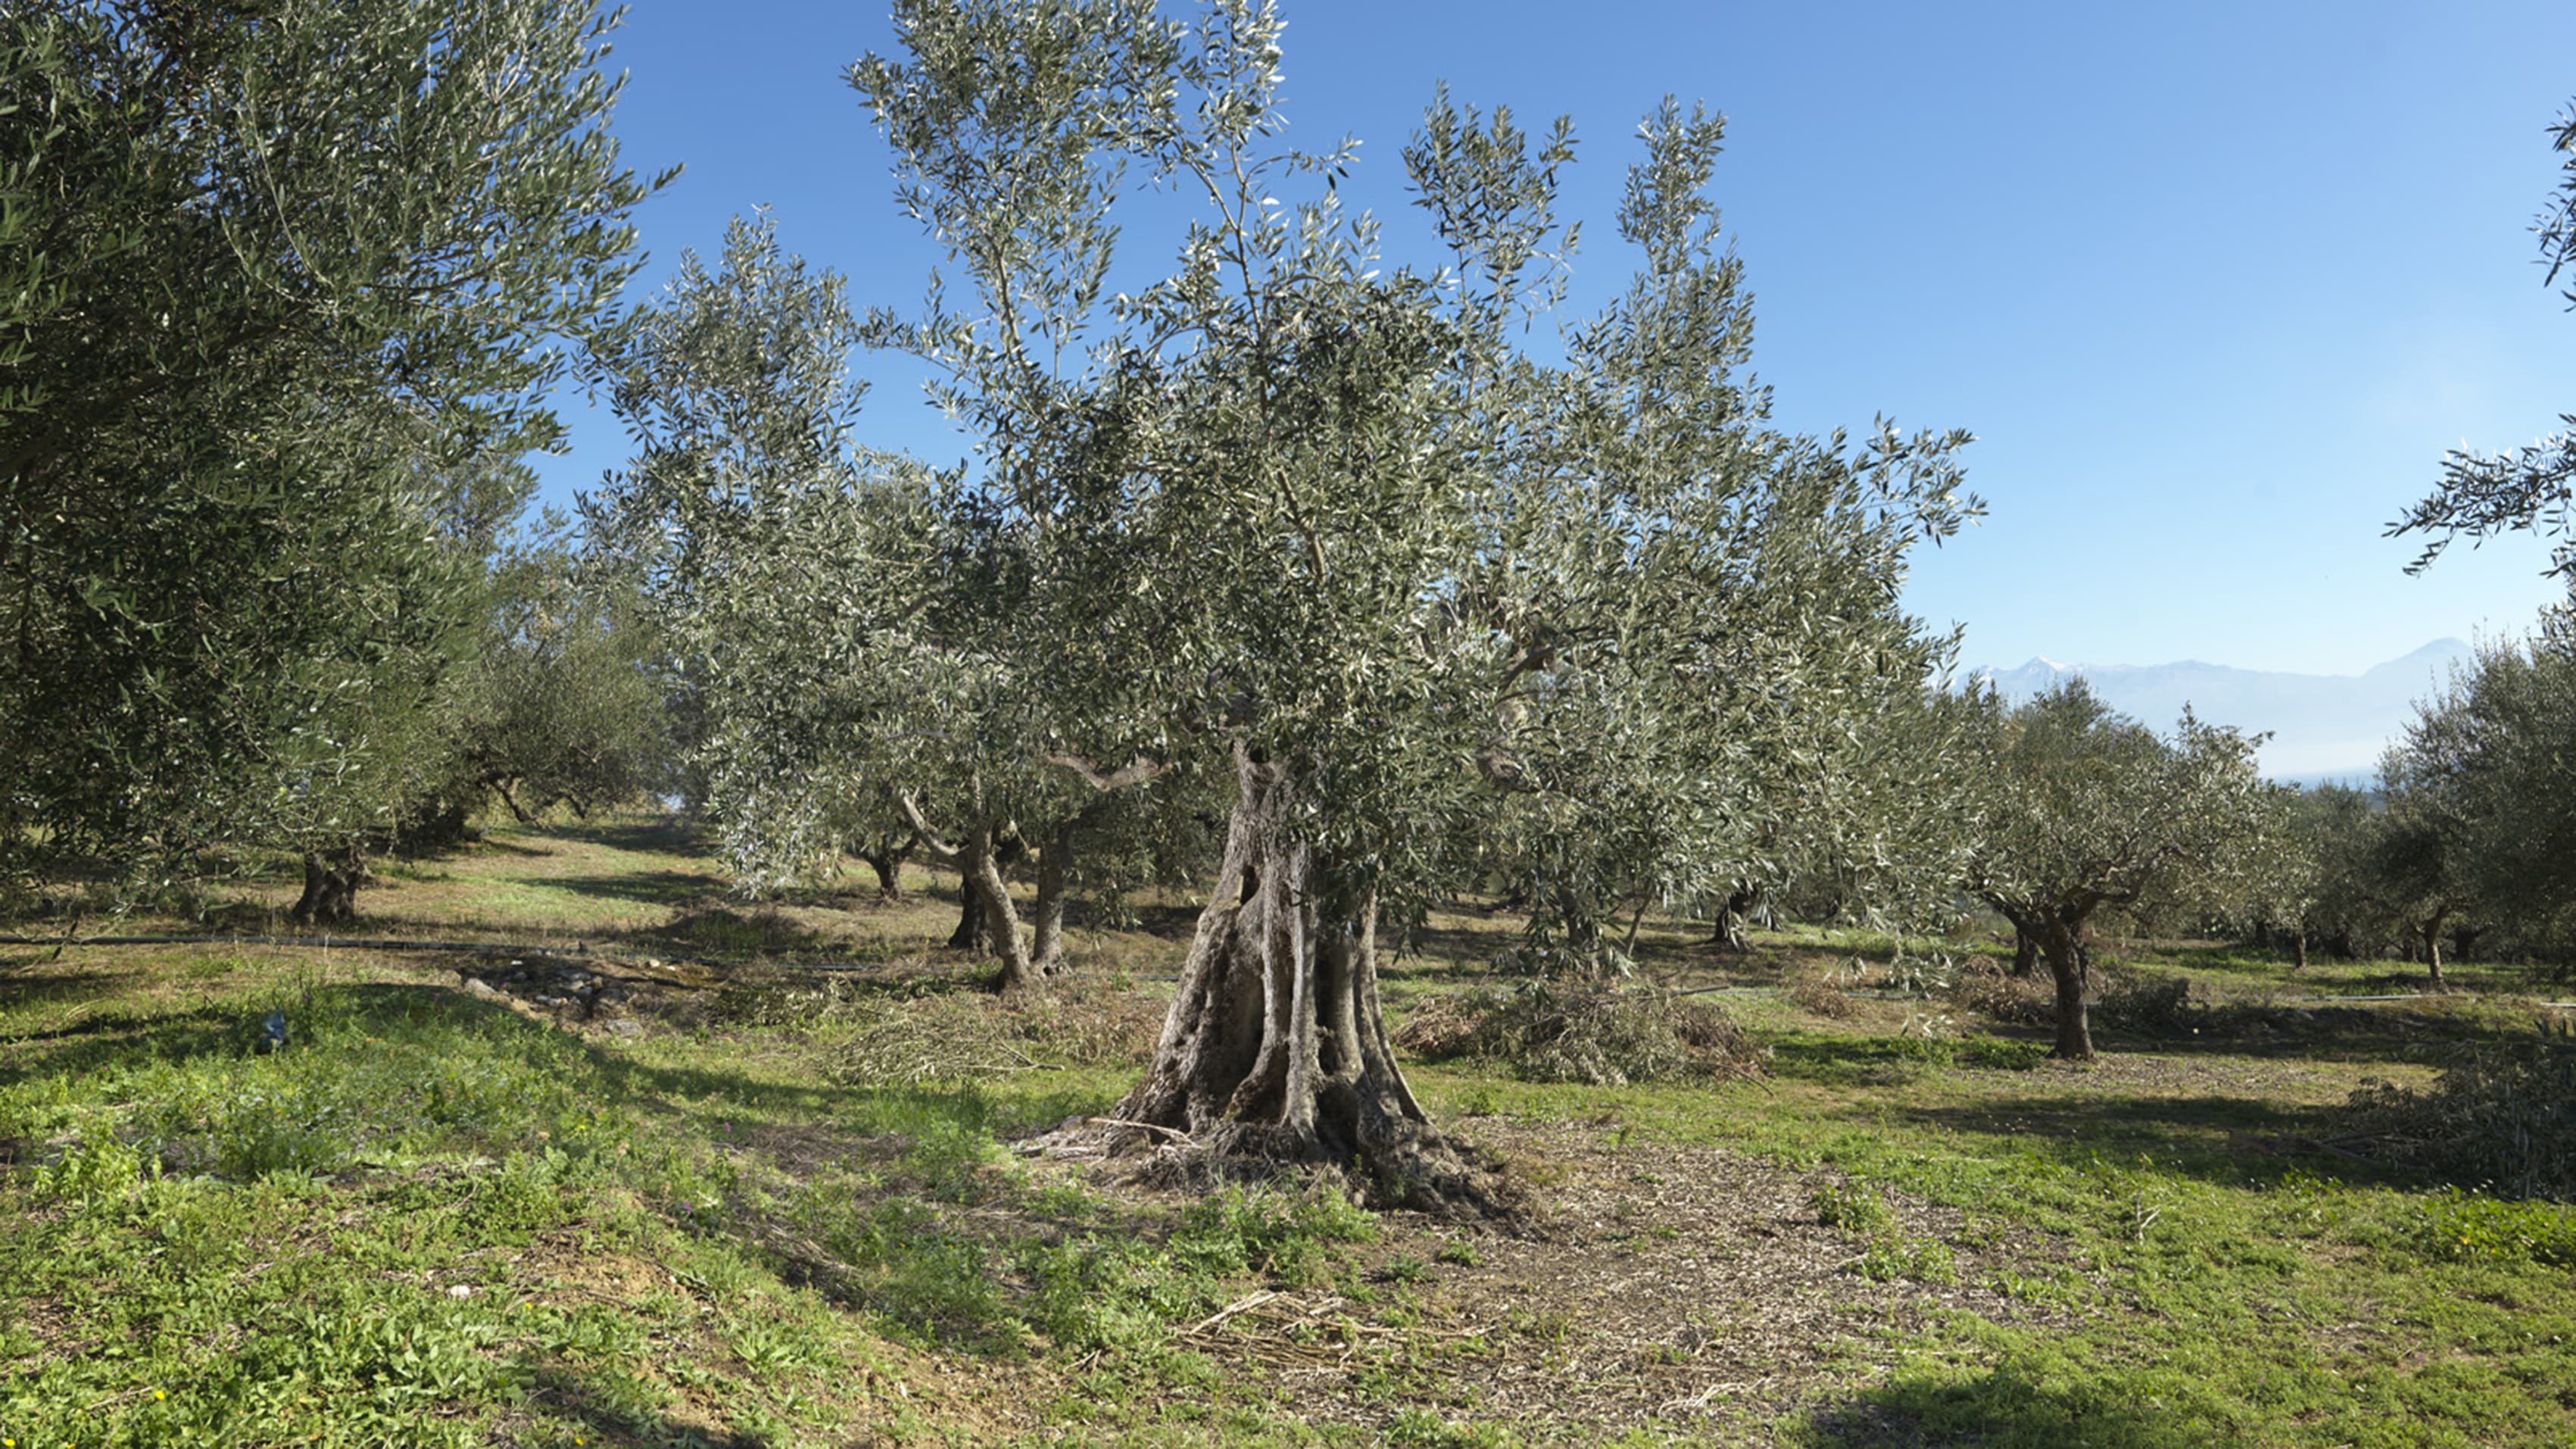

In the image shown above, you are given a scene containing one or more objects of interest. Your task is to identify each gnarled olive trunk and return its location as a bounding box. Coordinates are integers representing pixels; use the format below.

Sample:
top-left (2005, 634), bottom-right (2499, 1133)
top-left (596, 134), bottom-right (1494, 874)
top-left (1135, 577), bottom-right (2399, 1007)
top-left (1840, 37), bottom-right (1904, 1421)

top-left (963, 825), bottom-right (1037, 992)
top-left (2029, 910), bottom-right (2094, 1060)
top-left (2010, 923), bottom-right (2038, 978)
top-left (2422, 910), bottom-right (2449, 990)
top-left (947, 873), bottom-right (991, 951)
top-left (1109, 748), bottom-right (1477, 1207)
top-left (292, 843), bottom-right (366, 927)
top-left (1031, 819), bottom-right (1074, 973)
top-left (934, 827), bottom-right (1038, 991)
top-left (1709, 885), bottom-right (1757, 952)
top-left (858, 835), bottom-right (914, 900)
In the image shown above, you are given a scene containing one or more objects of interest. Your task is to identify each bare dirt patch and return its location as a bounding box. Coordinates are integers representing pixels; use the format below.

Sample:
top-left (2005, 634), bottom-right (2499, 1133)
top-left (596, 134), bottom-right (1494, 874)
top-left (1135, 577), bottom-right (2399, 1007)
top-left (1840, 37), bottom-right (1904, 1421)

top-left (1165, 1116), bottom-right (2079, 1438)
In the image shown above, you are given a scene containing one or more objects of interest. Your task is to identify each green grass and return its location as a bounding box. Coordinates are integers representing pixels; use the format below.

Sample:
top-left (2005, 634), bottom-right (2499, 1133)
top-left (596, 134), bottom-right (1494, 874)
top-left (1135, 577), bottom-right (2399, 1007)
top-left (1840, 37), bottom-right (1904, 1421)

top-left (0, 959), bottom-right (1411, 1444)
top-left (5, 818), bottom-right (2575, 1444)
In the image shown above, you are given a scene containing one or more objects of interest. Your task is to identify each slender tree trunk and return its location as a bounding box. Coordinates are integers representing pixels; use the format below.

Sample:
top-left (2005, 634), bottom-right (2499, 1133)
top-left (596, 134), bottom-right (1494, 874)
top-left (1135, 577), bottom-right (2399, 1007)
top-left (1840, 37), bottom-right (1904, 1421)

top-left (1031, 820), bottom-right (1073, 973)
top-left (964, 823), bottom-right (1037, 992)
top-left (292, 843), bottom-right (366, 927)
top-left (1109, 746), bottom-right (1484, 1208)
top-left (2292, 930), bottom-right (2309, 971)
top-left (2010, 923), bottom-right (2039, 978)
top-left (947, 873), bottom-right (992, 953)
top-left (2040, 912), bottom-right (2094, 1060)
top-left (2423, 913), bottom-right (2447, 990)
top-left (493, 779), bottom-right (537, 824)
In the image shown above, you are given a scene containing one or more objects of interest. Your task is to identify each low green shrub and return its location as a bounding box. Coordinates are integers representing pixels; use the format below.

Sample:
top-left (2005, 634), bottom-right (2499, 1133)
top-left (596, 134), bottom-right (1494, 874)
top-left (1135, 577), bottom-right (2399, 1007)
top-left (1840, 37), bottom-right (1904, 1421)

top-left (1809, 1180), bottom-right (1896, 1235)
top-left (1854, 1236), bottom-right (1959, 1284)
top-left (2397, 1186), bottom-right (2576, 1266)
top-left (2093, 969), bottom-right (2195, 1034)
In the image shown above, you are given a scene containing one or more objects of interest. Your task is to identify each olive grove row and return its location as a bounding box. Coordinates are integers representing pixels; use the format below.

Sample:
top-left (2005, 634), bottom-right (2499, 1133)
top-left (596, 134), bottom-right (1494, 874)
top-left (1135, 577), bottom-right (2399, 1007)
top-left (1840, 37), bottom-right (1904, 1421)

top-left (5, 0), bottom-right (2570, 1191)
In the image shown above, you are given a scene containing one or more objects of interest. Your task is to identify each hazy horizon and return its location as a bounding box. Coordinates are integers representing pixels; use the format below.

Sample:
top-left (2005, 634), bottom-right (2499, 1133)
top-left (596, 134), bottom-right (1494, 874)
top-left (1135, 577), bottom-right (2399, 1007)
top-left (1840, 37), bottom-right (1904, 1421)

top-left (1969, 636), bottom-right (2483, 784)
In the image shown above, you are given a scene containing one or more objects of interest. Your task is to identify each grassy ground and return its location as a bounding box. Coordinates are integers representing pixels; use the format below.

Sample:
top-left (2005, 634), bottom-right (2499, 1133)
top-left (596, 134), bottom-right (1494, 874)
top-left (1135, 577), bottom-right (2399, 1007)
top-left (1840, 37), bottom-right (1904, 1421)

top-left (4, 817), bottom-right (2572, 1446)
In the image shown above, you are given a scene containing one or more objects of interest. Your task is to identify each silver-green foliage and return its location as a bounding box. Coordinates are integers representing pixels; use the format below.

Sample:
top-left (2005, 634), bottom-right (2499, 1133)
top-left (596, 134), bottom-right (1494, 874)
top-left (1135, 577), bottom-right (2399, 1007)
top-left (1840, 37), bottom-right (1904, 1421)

top-left (0, 0), bottom-right (659, 890)
top-left (2395, 101), bottom-right (2576, 579)
top-left (836, 0), bottom-right (1977, 942)
top-left (1961, 680), bottom-right (2274, 1053)
top-left (2379, 603), bottom-right (2576, 959)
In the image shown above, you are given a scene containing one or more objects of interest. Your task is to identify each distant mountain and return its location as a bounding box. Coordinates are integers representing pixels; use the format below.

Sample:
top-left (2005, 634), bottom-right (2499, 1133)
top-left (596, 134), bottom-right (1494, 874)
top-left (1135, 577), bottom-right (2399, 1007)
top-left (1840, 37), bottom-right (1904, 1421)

top-left (1969, 639), bottom-right (2472, 785)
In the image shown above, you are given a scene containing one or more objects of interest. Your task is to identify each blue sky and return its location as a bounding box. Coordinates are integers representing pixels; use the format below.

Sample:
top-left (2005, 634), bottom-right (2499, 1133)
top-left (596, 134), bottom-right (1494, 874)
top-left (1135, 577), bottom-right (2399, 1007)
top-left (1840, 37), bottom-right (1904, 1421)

top-left (538, 0), bottom-right (2576, 677)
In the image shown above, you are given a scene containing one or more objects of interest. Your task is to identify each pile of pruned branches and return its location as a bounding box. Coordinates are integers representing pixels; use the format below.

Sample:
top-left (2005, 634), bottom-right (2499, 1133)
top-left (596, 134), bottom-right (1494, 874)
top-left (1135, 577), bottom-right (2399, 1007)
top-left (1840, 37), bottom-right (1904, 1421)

top-left (2344, 1020), bottom-right (2576, 1201)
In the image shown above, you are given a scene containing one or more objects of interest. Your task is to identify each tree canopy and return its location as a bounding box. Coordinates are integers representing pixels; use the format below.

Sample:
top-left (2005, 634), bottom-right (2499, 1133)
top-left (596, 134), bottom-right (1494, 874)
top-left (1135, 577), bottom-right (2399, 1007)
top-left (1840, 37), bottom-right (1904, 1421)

top-left (1960, 681), bottom-right (2274, 1058)
top-left (0, 0), bottom-right (660, 901)
top-left (594, 0), bottom-right (1980, 1194)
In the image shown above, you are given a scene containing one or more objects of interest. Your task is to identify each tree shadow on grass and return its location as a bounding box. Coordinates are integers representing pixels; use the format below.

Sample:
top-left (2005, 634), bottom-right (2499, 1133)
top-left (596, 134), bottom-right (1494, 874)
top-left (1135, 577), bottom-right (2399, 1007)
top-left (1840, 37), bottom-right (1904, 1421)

top-left (546, 870), bottom-right (731, 910)
top-left (0, 1000), bottom-right (251, 1083)
top-left (1805, 1365), bottom-right (2197, 1447)
top-left (0, 961), bottom-right (139, 1004)
top-left (2086, 1007), bottom-right (2507, 1066)
top-left (1890, 1090), bottom-right (2406, 1188)
top-left (519, 1362), bottom-right (769, 1448)
top-left (541, 817), bottom-right (712, 858)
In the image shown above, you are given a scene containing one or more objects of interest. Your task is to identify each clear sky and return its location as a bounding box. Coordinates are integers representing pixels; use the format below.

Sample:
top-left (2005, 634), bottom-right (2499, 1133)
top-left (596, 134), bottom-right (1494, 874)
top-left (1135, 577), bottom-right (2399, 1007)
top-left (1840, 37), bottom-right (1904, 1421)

top-left (535, 0), bottom-right (2576, 677)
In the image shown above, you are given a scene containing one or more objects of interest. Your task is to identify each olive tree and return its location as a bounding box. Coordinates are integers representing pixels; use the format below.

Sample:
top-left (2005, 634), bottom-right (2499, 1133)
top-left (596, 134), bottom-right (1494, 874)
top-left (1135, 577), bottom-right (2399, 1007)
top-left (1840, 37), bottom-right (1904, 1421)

top-left (833, 0), bottom-right (1973, 1199)
top-left (2375, 608), bottom-right (2576, 973)
top-left (412, 528), bottom-right (677, 844)
top-left (1961, 681), bottom-right (2272, 1059)
top-left (0, 0), bottom-right (660, 907)
top-left (590, 215), bottom-right (1140, 990)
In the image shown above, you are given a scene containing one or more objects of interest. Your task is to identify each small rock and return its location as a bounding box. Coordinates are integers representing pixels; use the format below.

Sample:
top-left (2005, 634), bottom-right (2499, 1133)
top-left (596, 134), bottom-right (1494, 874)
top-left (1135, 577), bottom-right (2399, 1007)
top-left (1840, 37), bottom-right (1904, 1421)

top-left (461, 978), bottom-right (502, 999)
top-left (447, 1285), bottom-right (473, 1300)
top-left (600, 1018), bottom-right (645, 1039)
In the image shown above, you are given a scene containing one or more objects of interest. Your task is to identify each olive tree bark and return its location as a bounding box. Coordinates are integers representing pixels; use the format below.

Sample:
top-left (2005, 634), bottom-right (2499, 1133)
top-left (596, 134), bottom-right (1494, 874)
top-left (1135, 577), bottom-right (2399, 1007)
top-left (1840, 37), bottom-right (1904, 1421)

top-left (947, 874), bottom-right (992, 951)
top-left (962, 824), bottom-right (1036, 990)
top-left (1708, 885), bottom-right (1757, 951)
top-left (866, 850), bottom-right (906, 900)
top-left (856, 831), bottom-right (915, 901)
top-left (2037, 910), bottom-right (2095, 1060)
top-left (2422, 910), bottom-right (2450, 990)
top-left (903, 796), bottom-right (1037, 991)
top-left (1030, 819), bottom-right (1074, 973)
top-left (1107, 747), bottom-right (1484, 1207)
top-left (291, 843), bottom-right (367, 927)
